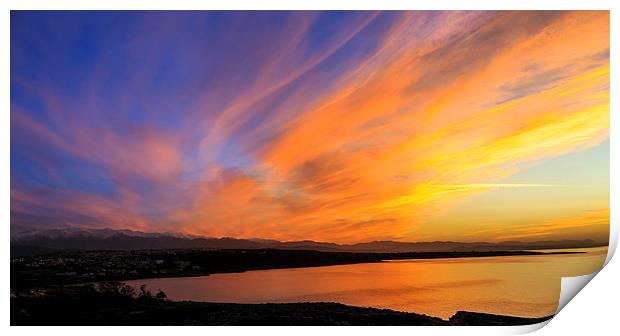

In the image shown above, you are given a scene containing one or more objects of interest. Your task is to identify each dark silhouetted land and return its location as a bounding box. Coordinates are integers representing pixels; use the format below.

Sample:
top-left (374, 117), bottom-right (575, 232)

top-left (10, 234), bottom-right (589, 326)
top-left (11, 283), bottom-right (552, 326)
top-left (11, 248), bottom-right (582, 289)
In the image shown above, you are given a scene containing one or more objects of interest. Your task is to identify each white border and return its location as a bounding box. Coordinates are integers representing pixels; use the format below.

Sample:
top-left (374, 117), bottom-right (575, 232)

top-left (2, 1), bottom-right (617, 335)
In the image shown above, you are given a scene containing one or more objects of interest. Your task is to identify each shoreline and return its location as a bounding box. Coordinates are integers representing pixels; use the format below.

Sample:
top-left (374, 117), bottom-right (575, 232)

top-left (11, 248), bottom-right (590, 325)
top-left (11, 248), bottom-right (588, 289)
top-left (122, 250), bottom-right (583, 283)
top-left (11, 294), bottom-right (554, 326)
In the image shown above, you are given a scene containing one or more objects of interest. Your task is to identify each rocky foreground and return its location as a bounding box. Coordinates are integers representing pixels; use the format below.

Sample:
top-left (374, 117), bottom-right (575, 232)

top-left (11, 285), bottom-right (552, 326)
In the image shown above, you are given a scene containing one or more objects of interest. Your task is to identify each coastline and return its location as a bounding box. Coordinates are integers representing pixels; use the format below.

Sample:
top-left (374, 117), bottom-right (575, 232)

top-left (11, 247), bottom-right (600, 325)
top-left (11, 248), bottom-right (588, 289)
top-left (11, 295), bottom-right (553, 326)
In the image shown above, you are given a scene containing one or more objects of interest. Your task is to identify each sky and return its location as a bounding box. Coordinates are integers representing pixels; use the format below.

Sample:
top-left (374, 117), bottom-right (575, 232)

top-left (11, 11), bottom-right (609, 243)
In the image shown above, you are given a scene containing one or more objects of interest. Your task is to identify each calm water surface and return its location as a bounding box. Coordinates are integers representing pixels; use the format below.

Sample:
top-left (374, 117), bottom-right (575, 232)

top-left (128, 246), bottom-right (607, 319)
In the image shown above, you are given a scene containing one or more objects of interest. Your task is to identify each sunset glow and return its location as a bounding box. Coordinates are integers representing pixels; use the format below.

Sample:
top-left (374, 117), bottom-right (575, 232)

top-left (11, 11), bottom-right (610, 243)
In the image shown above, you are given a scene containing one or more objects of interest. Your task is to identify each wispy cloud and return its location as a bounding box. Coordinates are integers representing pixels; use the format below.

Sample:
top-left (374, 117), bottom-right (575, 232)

top-left (492, 209), bottom-right (610, 242)
top-left (441, 183), bottom-right (557, 189)
top-left (11, 11), bottom-right (609, 242)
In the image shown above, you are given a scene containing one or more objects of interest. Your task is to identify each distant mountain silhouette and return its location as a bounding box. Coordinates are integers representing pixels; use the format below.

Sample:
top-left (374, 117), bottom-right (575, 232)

top-left (10, 227), bottom-right (607, 256)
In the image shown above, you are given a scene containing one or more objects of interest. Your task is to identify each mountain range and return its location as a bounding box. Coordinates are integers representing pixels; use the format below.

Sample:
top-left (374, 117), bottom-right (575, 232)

top-left (10, 227), bottom-right (606, 257)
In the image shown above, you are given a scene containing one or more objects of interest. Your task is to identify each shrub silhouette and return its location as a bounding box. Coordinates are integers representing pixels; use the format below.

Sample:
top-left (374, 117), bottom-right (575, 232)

top-left (155, 290), bottom-right (167, 301)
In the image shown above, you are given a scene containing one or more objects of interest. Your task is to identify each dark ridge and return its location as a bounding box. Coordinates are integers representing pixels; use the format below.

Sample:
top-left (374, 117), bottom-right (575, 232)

top-left (10, 227), bottom-right (607, 256)
top-left (10, 285), bottom-right (552, 326)
top-left (10, 248), bottom-right (583, 288)
top-left (449, 311), bottom-right (553, 326)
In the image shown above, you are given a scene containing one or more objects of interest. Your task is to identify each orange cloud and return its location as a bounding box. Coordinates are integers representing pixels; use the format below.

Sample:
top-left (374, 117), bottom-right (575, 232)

top-left (191, 11), bottom-right (608, 242)
top-left (493, 209), bottom-right (610, 242)
top-left (12, 11), bottom-right (610, 243)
